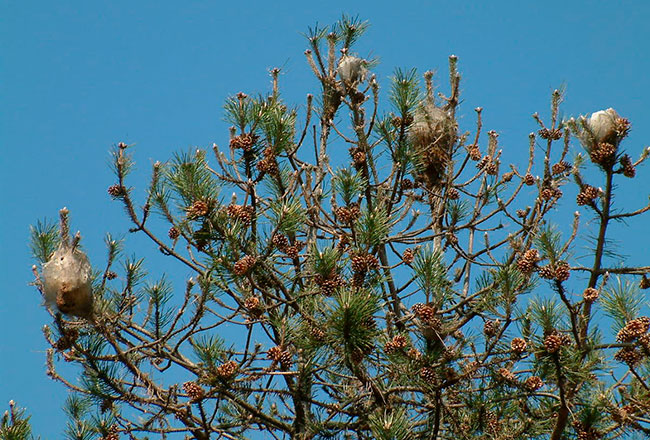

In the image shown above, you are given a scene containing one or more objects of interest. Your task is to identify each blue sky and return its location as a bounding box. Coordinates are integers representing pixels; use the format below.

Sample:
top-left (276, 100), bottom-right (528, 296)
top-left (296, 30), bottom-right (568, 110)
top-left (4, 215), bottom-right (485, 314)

top-left (2, 0), bottom-right (650, 436)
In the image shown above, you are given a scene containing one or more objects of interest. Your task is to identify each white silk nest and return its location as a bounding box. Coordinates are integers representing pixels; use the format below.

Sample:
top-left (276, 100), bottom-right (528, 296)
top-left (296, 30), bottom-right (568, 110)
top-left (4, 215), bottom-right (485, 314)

top-left (43, 244), bottom-right (93, 318)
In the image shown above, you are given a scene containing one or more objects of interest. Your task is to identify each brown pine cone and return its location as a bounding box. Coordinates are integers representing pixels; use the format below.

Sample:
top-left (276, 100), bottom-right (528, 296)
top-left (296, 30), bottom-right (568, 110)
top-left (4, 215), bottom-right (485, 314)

top-left (168, 226), bottom-right (180, 240)
top-left (215, 360), bottom-right (238, 378)
top-left (525, 376), bottom-right (544, 391)
top-left (538, 264), bottom-right (555, 280)
top-left (257, 157), bottom-right (279, 176)
top-left (244, 296), bottom-right (262, 317)
top-left (544, 333), bottom-right (565, 354)
top-left (401, 178), bottom-right (414, 189)
top-left (541, 187), bottom-right (555, 201)
top-left (268, 345), bottom-right (285, 362)
top-left (510, 337), bottom-right (527, 354)
top-left (501, 171), bottom-right (514, 183)
top-left (483, 320), bottom-right (500, 337)
top-left (539, 128), bottom-right (563, 140)
top-left (420, 366), bottom-right (437, 382)
top-left (230, 133), bottom-right (257, 152)
top-left (552, 161), bottom-right (572, 175)
top-left (485, 161), bottom-right (499, 176)
top-left (447, 188), bottom-right (460, 200)
top-left (402, 248), bottom-right (415, 264)
top-left (620, 154), bottom-right (636, 178)
top-left (310, 326), bottom-right (326, 341)
top-left (616, 317), bottom-right (650, 342)
top-left (468, 145), bottom-right (481, 161)
top-left (614, 347), bottom-right (643, 366)
top-left (554, 261), bottom-right (571, 282)
top-left (517, 249), bottom-right (540, 274)
top-left (385, 334), bottom-right (408, 354)
top-left (183, 381), bottom-right (205, 402)
top-left (271, 233), bottom-right (289, 250)
top-left (186, 200), bottom-right (210, 219)
top-left (407, 348), bottom-right (422, 360)
top-left (284, 245), bottom-right (299, 259)
top-left (498, 367), bottom-right (516, 382)
top-left (640, 275), bottom-right (650, 290)
top-left (233, 255), bottom-right (257, 276)
top-left (576, 185), bottom-right (597, 206)
top-left (107, 184), bottom-right (125, 198)
top-left (523, 173), bottom-right (536, 186)
top-left (226, 204), bottom-right (254, 225)
top-left (412, 303), bottom-right (439, 328)
top-left (583, 287), bottom-right (599, 302)
top-left (590, 142), bottom-right (617, 167)
top-left (477, 156), bottom-right (490, 170)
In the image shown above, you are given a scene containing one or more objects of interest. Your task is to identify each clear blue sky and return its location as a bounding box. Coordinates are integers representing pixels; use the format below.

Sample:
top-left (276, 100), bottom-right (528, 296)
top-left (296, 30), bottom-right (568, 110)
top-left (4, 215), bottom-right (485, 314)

top-left (2, 0), bottom-right (650, 436)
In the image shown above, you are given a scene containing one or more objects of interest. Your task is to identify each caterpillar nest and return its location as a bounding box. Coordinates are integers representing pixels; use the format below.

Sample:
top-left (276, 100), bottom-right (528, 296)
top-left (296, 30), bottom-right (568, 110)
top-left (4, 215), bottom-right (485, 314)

top-left (337, 55), bottom-right (367, 86)
top-left (42, 208), bottom-right (93, 318)
top-left (408, 103), bottom-right (457, 189)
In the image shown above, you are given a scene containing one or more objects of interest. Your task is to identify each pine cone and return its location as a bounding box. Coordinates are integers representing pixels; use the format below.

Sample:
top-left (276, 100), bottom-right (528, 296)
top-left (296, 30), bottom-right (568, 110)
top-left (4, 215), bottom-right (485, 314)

top-left (614, 347), bottom-right (643, 366)
top-left (615, 117), bottom-right (631, 138)
top-left (501, 171), bottom-right (514, 183)
top-left (284, 245), bottom-right (299, 259)
top-left (385, 334), bottom-right (408, 354)
top-left (230, 133), bottom-right (257, 152)
top-left (477, 156), bottom-right (490, 170)
top-left (401, 178), bottom-right (414, 189)
top-left (215, 360), bottom-right (238, 378)
top-left (107, 184), bottom-right (125, 198)
top-left (55, 329), bottom-right (78, 351)
top-left (183, 381), bottom-right (205, 402)
top-left (541, 187), bottom-right (555, 201)
top-left (468, 145), bottom-right (481, 161)
top-left (267, 345), bottom-right (285, 362)
top-left (544, 333), bottom-right (565, 354)
top-left (187, 200), bottom-right (210, 219)
top-left (516, 249), bottom-right (540, 273)
top-left (412, 303), bottom-right (439, 328)
top-left (272, 233), bottom-right (289, 250)
top-left (233, 255), bottom-right (257, 276)
top-left (539, 128), bottom-right (563, 140)
top-left (402, 248), bottom-right (415, 264)
top-left (353, 150), bottom-right (367, 166)
top-left (310, 326), bottom-right (326, 341)
top-left (640, 275), bottom-right (650, 290)
top-left (498, 367), bottom-right (516, 382)
top-left (516, 209), bottom-right (527, 218)
top-left (447, 188), bottom-right (460, 200)
top-left (538, 264), bottom-right (555, 280)
top-left (510, 337), bottom-right (527, 354)
top-left (168, 226), bottom-right (180, 240)
top-left (583, 287), bottom-right (599, 302)
top-left (485, 161), bottom-right (499, 176)
top-left (552, 161), bottom-right (572, 175)
top-left (244, 296), bottom-right (262, 317)
top-left (483, 320), bottom-right (499, 337)
top-left (525, 376), bottom-right (543, 391)
top-left (616, 317), bottom-right (650, 342)
top-left (554, 261), bottom-right (571, 282)
top-left (523, 173), bottom-right (536, 186)
top-left (407, 348), bottom-right (422, 360)
top-left (226, 204), bottom-right (254, 225)
top-left (335, 203), bottom-right (361, 224)
top-left (590, 142), bottom-right (617, 167)
top-left (620, 154), bottom-right (636, 178)
top-left (576, 184), bottom-right (600, 206)
top-left (420, 366), bottom-right (437, 382)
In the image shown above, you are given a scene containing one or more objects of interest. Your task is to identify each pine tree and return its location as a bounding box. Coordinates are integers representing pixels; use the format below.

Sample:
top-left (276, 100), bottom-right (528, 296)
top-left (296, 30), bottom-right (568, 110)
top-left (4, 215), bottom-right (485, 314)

top-left (27, 15), bottom-right (650, 440)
